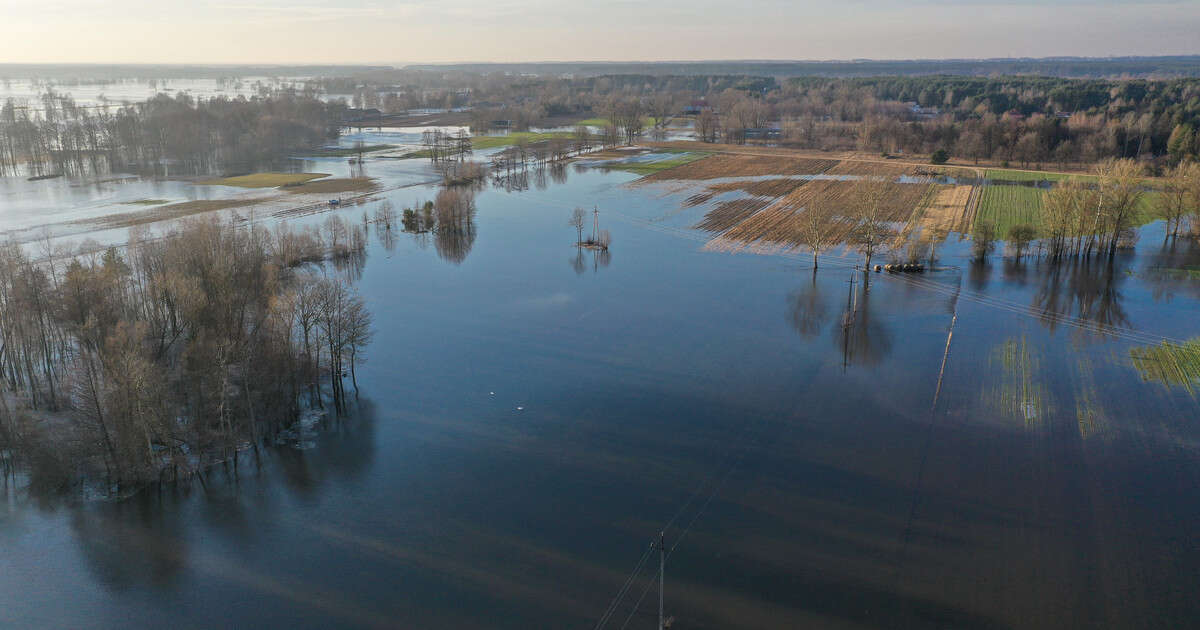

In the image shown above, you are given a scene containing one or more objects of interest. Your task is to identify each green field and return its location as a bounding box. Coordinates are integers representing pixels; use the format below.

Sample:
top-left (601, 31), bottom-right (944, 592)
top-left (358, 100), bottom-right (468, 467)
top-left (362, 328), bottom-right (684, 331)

top-left (200, 172), bottom-right (329, 188)
top-left (606, 151), bottom-right (710, 175)
top-left (976, 185), bottom-right (1045, 236)
top-left (985, 168), bottom-right (1096, 183)
top-left (470, 131), bottom-right (577, 149)
top-left (975, 186), bottom-right (1164, 237)
top-left (573, 116), bottom-right (658, 128)
top-left (1132, 191), bottom-right (1165, 225)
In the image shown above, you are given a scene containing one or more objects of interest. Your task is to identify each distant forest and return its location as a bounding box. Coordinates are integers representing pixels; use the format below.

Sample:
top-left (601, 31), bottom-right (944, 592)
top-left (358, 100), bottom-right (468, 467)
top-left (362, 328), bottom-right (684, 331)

top-left (4, 58), bottom-right (1200, 177)
top-left (0, 92), bottom-right (346, 176)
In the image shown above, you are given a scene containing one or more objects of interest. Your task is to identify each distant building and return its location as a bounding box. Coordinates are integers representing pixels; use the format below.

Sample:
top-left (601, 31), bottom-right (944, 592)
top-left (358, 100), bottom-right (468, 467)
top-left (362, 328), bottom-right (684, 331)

top-left (743, 127), bottom-right (782, 140)
top-left (1055, 111), bottom-right (1073, 120)
top-left (905, 102), bottom-right (941, 119)
top-left (1003, 109), bottom-right (1027, 121)
top-left (682, 99), bottom-right (713, 115)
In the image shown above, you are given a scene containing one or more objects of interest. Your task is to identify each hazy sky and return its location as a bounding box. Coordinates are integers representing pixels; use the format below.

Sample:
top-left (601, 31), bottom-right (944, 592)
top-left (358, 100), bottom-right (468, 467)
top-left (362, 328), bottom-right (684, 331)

top-left (2, 0), bottom-right (1197, 64)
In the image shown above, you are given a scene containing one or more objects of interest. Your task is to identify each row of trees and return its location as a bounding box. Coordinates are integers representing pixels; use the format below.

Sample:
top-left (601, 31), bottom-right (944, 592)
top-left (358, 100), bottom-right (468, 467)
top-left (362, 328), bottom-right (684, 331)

top-left (0, 217), bottom-right (372, 491)
top-left (791, 159), bottom-right (1200, 272)
top-left (0, 91), bottom-right (346, 177)
top-left (381, 71), bottom-right (1200, 165)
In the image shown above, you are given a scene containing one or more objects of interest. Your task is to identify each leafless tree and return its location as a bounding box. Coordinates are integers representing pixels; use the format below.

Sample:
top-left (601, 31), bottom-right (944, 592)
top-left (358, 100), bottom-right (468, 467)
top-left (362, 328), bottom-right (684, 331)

top-left (568, 207), bottom-right (587, 244)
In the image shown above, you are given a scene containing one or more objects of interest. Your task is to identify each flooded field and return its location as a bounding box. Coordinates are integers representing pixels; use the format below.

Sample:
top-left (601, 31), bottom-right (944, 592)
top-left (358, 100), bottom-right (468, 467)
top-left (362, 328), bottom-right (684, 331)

top-left (2, 133), bottom-right (1200, 629)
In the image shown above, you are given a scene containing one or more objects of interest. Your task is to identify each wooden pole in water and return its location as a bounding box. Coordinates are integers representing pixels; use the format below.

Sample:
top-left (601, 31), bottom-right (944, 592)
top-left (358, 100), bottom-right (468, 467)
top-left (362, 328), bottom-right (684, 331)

top-left (658, 531), bottom-right (665, 630)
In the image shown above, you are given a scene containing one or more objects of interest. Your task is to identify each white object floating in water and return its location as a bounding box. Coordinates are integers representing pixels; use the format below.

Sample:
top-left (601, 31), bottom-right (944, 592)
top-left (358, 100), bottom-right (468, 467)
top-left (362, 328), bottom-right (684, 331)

top-left (489, 392), bottom-right (495, 395)
top-left (516, 406), bottom-right (524, 411)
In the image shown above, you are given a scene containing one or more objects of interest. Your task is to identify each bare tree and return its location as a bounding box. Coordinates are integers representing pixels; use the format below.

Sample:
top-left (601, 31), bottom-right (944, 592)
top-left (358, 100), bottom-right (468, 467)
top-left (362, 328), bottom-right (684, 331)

top-left (797, 202), bottom-right (837, 270)
top-left (1094, 158), bottom-right (1144, 256)
top-left (568, 207), bottom-right (587, 244)
top-left (1159, 161), bottom-right (1198, 237)
top-left (847, 177), bottom-right (896, 269)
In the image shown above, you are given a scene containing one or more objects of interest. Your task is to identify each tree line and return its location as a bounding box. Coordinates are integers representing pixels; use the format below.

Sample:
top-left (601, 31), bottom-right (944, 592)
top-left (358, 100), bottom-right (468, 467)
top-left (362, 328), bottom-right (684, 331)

top-left (0, 216), bottom-right (373, 493)
top-left (0, 90), bottom-right (346, 177)
top-left (793, 159), bottom-right (1200, 272)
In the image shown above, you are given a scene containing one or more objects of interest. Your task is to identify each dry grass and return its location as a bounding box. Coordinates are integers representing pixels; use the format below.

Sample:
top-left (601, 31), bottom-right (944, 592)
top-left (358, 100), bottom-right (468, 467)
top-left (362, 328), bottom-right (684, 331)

top-left (282, 177), bottom-right (377, 194)
top-left (684, 178), bottom-right (809, 208)
top-left (89, 198), bottom-right (270, 229)
top-left (917, 185), bottom-right (974, 233)
top-left (708, 180), bottom-right (934, 253)
top-left (694, 198), bottom-right (772, 233)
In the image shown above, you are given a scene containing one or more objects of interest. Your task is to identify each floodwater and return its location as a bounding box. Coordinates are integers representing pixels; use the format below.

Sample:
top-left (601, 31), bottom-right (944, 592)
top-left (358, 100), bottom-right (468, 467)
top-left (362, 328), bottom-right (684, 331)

top-left (2, 144), bottom-right (1200, 629)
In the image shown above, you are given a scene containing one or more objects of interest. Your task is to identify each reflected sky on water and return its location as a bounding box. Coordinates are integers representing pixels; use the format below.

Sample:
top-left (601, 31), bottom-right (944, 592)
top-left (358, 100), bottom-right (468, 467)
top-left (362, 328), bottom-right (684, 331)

top-left (3, 160), bottom-right (1200, 629)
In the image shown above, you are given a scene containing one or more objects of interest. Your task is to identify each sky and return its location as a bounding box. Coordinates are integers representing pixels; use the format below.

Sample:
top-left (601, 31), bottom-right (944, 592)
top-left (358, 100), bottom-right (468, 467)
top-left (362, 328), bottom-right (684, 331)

top-left (0, 0), bottom-right (1197, 64)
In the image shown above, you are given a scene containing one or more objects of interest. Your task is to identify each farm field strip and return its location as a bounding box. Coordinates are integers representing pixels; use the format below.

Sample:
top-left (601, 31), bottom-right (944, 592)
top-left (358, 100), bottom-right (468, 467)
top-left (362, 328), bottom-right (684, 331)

top-left (975, 185), bottom-right (1045, 236)
top-left (914, 184), bottom-right (974, 234)
top-left (703, 180), bottom-right (935, 252)
top-left (694, 198), bottom-right (774, 233)
top-left (973, 186), bottom-right (1164, 236)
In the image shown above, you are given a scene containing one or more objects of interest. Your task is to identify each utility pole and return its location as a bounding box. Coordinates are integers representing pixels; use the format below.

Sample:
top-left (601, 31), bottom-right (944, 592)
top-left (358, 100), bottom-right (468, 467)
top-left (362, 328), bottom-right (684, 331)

top-left (658, 531), bottom-right (665, 630)
top-left (593, 206), bottom-right (599, 244)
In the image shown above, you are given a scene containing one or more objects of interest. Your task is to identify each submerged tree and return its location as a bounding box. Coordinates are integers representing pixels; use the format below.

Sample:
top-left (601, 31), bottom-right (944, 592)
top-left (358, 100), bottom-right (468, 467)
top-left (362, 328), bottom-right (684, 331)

top-left (798, 202), bottom-right (838, 270)
top-left (1007, 224), bottom-right (1038, 260)
top-left (1159, 161), bottom-right (1199, 237)
top-left (0, 217), bottom-right (373, 491)
top-left (568, 207), bottom-right (587, 244)
top-left (972, 220), bottom-right (998, 261)
top-left (847, 177), bottom-right (897, 270)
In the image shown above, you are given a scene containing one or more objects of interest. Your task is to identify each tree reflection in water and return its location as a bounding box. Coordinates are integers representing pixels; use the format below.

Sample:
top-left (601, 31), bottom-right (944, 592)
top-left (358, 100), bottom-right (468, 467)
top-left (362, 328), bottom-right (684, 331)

top-left (833, 274), bottom-right (893, 369)
top-left (568, 245), bottom-right (612, 274)
top-left (1142, 237), bottom-right (1200, 303)
top-left (787, 271), bottom-right (892, 369)
top-left (433, 187), bottom-right (477, 264)
top-left (786, 271), bottom-right (831, 338)
top-left (1031, 255), bottom-right (1131, 337)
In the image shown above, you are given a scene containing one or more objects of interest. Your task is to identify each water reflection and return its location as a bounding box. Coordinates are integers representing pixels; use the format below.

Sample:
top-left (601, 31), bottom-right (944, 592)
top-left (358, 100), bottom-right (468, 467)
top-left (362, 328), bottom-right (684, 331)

top-left (65, 400), bottom-right (378, 593)
top-left (788, 272), bottom-right (892, 368)
top-left (1031, 256), bottom-right (1131, 337)
top-left (833, 275), bottom-right (893, 369)
top-left (70, 493), bottom-right (189, 592)
top-left (569, 245), bottom-right (613, 274)
top-left (786, 271), bottom-right (831, 338)
top-left (433, 188), bottom-right (478, 264)
top-left (1142, 237), bottom-right (1200, 302)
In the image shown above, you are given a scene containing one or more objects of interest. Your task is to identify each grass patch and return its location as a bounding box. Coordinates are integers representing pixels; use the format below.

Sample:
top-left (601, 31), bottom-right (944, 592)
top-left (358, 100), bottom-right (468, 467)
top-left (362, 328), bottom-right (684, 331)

top-left (975, 185), bottom-right (1045, 236)
top-left (1132, 191), bottom-right (1165, 225)
top-left (974, 187), bottom-right (1164, 236)
top-left (307, 144), bottom-right (396, 157)
top-left (471, 131), bottom-right (577, 150)
top-left (282, 177), bottom-right (376, 194)
top-left (992, 336), bottom-right (1048, 425)
top-left (92, 198), bottom-right (266, 230)
top-left (607, 152), bottom-right (712, 175)
top-left (120, 198), bottom-right (170, 206)
top-left (573, 116), bottom-right (657, 128)
top-left (1130, 337), bottom-right (1200, 395)
top-left (200, 172), bottom-right (329, 188)
top-left (398, 132), bottom-right (583, 158)
top-left (985, 168), bottom-right (1096, 183)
